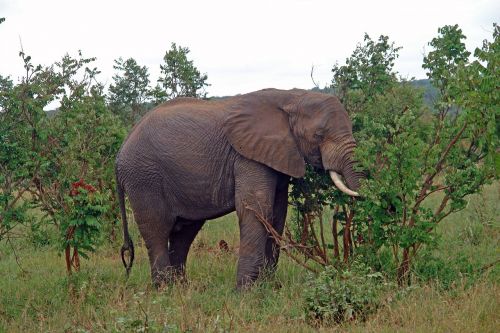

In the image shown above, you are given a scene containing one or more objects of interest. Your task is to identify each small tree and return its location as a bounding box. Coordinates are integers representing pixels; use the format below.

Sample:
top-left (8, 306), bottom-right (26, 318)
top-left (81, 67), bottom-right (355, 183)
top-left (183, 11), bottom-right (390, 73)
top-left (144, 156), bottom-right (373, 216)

top-left (351, 26), bottom-right (497, 284)
top-left (0, 51), bottom-right (125, 272)
top-left (62, 179), bottom-right (107, 274)
top-left (155, 42), bottom-right (209, 102)
top-left (108, 57), bottom-right (151, 125)
top-left (0, 52), bottom-right (62, 242)
top-left (0, 74), bottom-right (30, 241)
top-left (38, 53), bottom-right (125, 268)
top-left (332, 33), bottom-right (401, 105)
top-left (282, 27), bottom-right (498, 286)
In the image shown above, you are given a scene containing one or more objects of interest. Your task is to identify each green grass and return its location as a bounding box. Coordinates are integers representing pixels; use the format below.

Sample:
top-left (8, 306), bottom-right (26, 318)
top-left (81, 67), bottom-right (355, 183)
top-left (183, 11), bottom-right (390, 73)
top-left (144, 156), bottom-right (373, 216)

top-left (0, 184), bottom-right (498, 332)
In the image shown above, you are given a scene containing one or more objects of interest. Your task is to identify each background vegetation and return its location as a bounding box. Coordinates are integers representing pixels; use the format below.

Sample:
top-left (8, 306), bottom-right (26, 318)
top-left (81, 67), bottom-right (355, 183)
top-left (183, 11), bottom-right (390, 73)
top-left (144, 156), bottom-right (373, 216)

top-left (1, 17), bottom-right (498, 332)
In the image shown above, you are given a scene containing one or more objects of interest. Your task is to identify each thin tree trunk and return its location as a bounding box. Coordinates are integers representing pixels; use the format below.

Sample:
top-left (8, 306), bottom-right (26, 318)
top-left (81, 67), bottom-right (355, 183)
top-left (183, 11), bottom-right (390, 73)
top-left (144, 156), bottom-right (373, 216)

top-left (397, 248), bottom-right (410, 286)
top-left (332, 206), bottom-right (340, 260)
top-left (65, 245), bottom-right (72, 275)
top-left (342, 206), bottom-right (351, 264)
top-left (73, 248), bottom-right (80, 272)
top-left (318, 213), bottom-right (329, 265)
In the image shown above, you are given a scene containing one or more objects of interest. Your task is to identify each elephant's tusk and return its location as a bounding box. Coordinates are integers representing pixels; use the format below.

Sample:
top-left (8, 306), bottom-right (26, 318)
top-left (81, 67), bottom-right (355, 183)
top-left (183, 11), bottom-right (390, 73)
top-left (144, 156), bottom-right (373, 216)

top-left (329, 171), bottom-right (360, 197)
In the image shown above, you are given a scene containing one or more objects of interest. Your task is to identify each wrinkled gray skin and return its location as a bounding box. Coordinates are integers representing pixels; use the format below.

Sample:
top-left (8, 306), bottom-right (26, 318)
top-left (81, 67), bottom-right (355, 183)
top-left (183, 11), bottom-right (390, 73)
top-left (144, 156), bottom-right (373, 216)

top-left (116, 89), bottom-right (363, 290)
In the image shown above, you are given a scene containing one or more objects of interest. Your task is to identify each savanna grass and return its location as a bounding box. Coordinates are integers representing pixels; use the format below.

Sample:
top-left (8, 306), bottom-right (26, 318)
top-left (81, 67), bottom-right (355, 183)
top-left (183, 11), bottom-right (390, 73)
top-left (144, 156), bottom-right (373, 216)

top-left (0, 184), bottom-right (498, 332)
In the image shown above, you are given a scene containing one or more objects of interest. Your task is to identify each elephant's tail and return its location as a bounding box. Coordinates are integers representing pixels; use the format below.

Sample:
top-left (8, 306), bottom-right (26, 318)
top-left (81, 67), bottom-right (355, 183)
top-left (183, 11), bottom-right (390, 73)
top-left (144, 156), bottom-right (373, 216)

top-left (116, 171), bottom-right (134, 277)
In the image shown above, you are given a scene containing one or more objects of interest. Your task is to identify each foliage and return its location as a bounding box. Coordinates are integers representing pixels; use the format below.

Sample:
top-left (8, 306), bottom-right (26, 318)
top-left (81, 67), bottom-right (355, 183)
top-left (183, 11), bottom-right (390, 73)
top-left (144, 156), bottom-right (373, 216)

top-left (332, 33), bottom-right (401, 104)
top-left (287, 26), bottom-right (498, 288)
top-left (29, 52), bottom-right (124, 235)
top-left (422, 24), bottom-right (471, 95)
top-left (108, 57), bottom-right (151, 126)
top-left (107, 45), bottom-right (209, 122)
top-left (154, 42), bottom-right (209, 102)
top-left (0, 53), bottom-right (56, 241)
top-left (304, 262), bottom-right (387, 324)
top-left (412, 249), bottom-right (475, 290)
top-left (353, 25), bottom-right (497, 284)
top-left (0, 51), bottom-right (125, 270)
top-left (1, 75), bottom-right (25, 240)
top-left (61, 180), bottom-right (107, 273)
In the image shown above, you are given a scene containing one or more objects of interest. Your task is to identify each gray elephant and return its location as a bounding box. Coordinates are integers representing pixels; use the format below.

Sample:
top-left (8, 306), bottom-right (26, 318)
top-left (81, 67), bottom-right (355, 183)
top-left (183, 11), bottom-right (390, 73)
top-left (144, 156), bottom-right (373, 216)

top-left (116, 88), bottom-right (362, 289)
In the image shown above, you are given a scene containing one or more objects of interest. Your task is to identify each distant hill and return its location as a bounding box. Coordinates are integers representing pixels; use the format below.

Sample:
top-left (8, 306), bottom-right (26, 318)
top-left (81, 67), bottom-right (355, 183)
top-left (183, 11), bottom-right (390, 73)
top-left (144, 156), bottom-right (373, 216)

top-left (410, 79), bottom-right (438, 107)
top-left (310, 79), bottom-right (438, 108)
top-left (45, 109), bottom-right (59, 117)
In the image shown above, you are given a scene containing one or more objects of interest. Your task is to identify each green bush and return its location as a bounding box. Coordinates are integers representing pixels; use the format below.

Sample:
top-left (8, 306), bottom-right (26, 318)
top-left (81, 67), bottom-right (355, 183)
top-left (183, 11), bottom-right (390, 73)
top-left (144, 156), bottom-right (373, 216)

top-left (412, 249), bottom-right (476, 290)
top-left (304, 263), bottom-right (388, 324)
top-left (27, 219), bottom-right (56, 248)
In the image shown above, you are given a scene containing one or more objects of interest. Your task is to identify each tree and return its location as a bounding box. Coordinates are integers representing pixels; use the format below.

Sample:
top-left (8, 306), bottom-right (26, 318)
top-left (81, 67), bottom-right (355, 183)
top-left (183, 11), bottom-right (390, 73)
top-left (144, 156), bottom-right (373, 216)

top-left (0, 74), bottom-right (29, 241)
top-left (155, 42), bottom-right (209, 101)
top-left (332, 33), bottom-right (401, 105)
top-left (108, 57), bottom-right (151, 125)
top-left (0, 51), bottom-right (61, 242)
top-left (37, 53), bottom-right (125, 272)
top-left (354, 26), bottom-right (497, 284)
top-left (422, 25), bottom-right (471, 97)
top-left (281, 27), bottom-right (498, 286)
top-left (0, 51), bottom-right (125, 273)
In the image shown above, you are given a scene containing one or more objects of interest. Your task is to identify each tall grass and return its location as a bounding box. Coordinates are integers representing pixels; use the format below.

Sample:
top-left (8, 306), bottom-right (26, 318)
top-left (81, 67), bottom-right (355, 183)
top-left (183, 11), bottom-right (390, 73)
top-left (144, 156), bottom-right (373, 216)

top-left (0, 184), bottom-right (498, 332)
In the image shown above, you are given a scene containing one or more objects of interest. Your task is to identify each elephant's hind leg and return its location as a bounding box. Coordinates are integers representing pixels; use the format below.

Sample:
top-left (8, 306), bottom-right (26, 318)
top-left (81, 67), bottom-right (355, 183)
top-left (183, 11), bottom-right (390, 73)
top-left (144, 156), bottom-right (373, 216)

top-left (168, 219), bottom-right (205, 281)
top-left (130, 193), bottom-right (174, 288)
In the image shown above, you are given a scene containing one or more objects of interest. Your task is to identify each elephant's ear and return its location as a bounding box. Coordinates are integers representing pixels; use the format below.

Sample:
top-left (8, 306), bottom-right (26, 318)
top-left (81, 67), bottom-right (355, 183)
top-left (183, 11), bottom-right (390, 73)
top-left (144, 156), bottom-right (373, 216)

top-left (223, 101), bottom-right (305, 178)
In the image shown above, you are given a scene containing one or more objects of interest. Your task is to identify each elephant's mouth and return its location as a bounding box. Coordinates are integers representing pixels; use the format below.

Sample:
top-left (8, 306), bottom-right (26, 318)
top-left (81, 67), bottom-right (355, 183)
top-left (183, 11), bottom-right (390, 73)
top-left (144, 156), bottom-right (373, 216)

top-left (329, 170), bottom-right (359, 197)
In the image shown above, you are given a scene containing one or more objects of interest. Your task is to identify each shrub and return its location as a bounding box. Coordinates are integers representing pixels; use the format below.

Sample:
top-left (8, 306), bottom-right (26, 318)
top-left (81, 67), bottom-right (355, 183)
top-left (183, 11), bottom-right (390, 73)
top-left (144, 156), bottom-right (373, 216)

top-left (412, 250), bottom-right (476, 290)
top-left (304, 262), bottom-right (387, 324)
top-left (285, 25), bottom-right (499, 287)
top-left (60, 179), bottom-right (108, 274)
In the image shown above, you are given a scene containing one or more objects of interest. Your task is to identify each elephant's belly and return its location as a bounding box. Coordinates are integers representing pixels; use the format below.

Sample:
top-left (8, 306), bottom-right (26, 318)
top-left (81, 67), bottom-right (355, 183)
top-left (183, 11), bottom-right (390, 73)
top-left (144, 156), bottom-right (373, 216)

top-left (164, 172), bottom-right (236, 222)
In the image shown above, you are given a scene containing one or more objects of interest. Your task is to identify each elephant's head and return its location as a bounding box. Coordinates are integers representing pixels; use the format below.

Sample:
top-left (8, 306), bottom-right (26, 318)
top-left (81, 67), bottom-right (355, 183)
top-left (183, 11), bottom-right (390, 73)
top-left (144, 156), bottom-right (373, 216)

top-left (223, 89), bottom-right (363, 196)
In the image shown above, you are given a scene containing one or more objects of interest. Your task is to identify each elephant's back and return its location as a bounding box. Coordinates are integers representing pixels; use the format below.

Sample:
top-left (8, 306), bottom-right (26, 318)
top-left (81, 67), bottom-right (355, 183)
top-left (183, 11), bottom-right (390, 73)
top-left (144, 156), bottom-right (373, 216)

top-left (116, 98), bottom-right (237, 216)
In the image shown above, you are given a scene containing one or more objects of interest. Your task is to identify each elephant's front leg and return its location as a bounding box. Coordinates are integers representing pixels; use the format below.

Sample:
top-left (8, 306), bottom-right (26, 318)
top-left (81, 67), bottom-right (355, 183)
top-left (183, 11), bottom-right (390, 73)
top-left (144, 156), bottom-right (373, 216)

top-left (234, 159), bottom-right (277, 290)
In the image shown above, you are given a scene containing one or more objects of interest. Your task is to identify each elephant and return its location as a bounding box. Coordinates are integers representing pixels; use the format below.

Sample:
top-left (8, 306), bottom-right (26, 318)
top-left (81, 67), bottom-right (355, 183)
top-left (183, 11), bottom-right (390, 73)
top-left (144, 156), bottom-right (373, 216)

top-left (115, 88), bottom-right (363, 290)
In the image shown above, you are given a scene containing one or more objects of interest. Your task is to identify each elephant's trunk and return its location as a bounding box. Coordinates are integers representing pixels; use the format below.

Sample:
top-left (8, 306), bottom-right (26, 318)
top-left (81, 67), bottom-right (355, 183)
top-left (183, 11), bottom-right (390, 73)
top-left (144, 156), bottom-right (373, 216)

top-left (320, 138), bottom-right (363, 196)
top-left (339, 158), bottom-right (364, 193)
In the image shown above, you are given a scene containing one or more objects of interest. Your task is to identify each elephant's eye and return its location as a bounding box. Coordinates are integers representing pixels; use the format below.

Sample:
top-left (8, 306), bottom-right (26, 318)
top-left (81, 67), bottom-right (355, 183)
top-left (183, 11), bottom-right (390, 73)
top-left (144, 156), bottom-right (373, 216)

top-left (313, 130), bottom-right (325, 141)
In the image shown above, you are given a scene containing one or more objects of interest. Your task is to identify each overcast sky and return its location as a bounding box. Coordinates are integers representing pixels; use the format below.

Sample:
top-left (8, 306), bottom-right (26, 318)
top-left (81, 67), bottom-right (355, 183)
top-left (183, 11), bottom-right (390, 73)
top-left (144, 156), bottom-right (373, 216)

top-left (0, 0), bottom-right (498, 97)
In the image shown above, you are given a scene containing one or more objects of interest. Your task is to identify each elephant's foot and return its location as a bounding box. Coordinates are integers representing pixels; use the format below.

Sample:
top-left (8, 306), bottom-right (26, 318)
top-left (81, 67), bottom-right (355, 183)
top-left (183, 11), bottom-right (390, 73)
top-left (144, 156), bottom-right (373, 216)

top-left (236, 275), bottom-right (257, 291)
top-left (151, 266), bottom-right (187, 289)
top-left (235, 255), bottom-right (267, 291)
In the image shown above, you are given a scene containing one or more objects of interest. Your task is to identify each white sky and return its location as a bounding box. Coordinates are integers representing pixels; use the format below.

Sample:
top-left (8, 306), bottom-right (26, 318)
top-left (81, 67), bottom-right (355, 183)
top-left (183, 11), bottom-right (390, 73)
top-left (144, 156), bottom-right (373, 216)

top-left (0, 0), bottom-right (498, 97)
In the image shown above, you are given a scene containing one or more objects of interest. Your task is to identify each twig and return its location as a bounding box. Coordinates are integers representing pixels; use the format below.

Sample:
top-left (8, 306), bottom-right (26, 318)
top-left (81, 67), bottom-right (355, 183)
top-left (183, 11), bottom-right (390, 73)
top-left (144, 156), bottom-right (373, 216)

top-left (137, 301), bottom-right (149, 332)
top-left (310, 65), bottom-right (319, 88)
top-left (7, 237), bottom-right (28, 275)
top-left (332, 205), bottom-right (340, 259)
top-left (412, 122), bottom-right (468, 223)
top-left (308, 214), bottom-right (328, 263)
top-left (244, 203), bottom-right (323, 272)
top-left (476, 259), bottom-right (500, 272)
top-left (318, 213), bottom-right (329, 265)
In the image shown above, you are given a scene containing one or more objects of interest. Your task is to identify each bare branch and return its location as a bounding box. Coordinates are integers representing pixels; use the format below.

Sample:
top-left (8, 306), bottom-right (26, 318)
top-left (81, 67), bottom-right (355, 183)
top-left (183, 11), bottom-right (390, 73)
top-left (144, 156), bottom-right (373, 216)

top-left (310, 65), bottom-right (319, 88)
